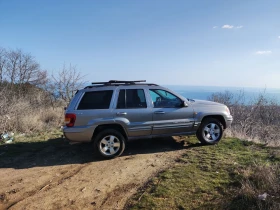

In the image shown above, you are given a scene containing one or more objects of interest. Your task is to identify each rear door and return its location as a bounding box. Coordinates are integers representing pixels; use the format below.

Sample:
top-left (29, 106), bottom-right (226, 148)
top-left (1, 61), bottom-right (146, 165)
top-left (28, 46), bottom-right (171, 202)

top-left (113, 88), bottom-right (153, 137)
top-left (149, 89), bottom-right (195, 135)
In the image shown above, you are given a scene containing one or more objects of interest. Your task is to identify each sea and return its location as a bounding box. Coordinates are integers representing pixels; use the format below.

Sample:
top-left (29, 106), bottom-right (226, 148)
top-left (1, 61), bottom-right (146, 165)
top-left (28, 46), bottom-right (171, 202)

top-left (165, 85), bottom-right (280, 103)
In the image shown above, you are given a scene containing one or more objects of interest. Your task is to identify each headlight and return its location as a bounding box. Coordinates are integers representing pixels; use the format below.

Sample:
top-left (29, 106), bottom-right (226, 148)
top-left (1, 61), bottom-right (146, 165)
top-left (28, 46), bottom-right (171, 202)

top-left (225, 106), bottom-right (230, 115)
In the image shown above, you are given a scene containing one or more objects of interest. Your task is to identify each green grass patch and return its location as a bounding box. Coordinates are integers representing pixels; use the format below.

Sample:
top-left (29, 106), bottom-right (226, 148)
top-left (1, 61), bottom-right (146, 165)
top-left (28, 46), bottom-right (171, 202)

top-left (126, 137), bottom-right (280, 210)
top-left (0, 129), bottom-right (64, 157)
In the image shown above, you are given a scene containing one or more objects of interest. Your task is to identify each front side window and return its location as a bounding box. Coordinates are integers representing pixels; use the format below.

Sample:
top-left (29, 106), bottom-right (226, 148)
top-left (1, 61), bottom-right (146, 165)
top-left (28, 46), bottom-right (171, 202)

top-left (149, 89), bottom-right (182, 108)
top-left (117, 89), bottom-right (147, 109)
top-left (77, 90), bottom-right (113, 110)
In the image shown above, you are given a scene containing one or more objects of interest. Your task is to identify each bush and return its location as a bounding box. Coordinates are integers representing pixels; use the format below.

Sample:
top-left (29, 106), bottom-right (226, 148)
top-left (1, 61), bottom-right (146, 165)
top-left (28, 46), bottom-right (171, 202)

top-left (208, 90), bottom-right (280, 146)
top-left (0, 46), bottom-right (85, 134)
top-left (0, 83), bottom-right (63, 133)
top-left (229, 163), bottom-right (280, 210)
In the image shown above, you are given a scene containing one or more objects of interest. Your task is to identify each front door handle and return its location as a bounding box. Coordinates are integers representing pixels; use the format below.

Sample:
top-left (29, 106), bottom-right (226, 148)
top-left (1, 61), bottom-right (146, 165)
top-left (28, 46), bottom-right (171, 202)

top-left (154, 111), bottom-right (165, 114)
top-left (117, 112), bottom-right (127, 116)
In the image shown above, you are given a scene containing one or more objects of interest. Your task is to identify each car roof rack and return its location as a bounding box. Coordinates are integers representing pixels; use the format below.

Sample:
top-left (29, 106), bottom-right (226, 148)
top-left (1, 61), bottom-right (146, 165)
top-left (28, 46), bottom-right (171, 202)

top-left (91, 80), bottom-right (146, 85)
top-left (84, 80), bottom-right (158, 89)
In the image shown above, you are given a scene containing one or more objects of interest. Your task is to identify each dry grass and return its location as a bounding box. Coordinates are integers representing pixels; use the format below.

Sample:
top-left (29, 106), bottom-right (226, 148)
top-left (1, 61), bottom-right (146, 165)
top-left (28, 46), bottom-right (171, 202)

top-left (229, 163), bottom-right (280, 210)
top-left (0, 84), bottom-right (64, 133)
top-left (16, 107), bottom-right (64, 132)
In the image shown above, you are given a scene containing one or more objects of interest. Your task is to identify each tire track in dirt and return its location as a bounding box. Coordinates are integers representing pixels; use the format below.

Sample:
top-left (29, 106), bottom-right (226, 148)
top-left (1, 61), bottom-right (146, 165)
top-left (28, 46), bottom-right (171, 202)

top-left (0, 137), bottom-right (187, 210)
top-left (4, 164), bottom-right (88, 210)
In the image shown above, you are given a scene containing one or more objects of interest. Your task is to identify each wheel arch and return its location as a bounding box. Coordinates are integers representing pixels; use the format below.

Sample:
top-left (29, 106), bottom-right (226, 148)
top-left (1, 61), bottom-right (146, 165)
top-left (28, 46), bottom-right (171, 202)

top-left (201, 115), bottom-right (226, 129)
top-left (92, 124), bottom-right (128, 142)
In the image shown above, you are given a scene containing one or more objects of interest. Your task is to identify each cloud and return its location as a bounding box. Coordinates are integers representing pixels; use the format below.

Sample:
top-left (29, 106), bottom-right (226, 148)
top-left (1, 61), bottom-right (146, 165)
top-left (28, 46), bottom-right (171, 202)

top-left (213, 26), bottom-right (218, 29)
top-left (221, 25), bottom-right (243, 29)
top-left (255, 50), bottom-right (272, 55)
top-left (278, 36), bottom-right (280, 39)
top-left (222, 25), bottom-right (234, 29)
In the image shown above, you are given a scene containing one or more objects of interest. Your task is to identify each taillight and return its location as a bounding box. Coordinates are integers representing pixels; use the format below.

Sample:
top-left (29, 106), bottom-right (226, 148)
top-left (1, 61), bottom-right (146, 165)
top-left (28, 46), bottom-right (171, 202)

top-left (65, 113), bottom-right (76, 127)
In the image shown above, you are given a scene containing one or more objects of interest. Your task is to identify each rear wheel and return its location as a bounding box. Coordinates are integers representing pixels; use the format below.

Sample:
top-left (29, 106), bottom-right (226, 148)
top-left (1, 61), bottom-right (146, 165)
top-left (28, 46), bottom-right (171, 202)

top-left (196, 118), bottom-right (223, 145)
top-left (94, 129), bottom-right (125, 158)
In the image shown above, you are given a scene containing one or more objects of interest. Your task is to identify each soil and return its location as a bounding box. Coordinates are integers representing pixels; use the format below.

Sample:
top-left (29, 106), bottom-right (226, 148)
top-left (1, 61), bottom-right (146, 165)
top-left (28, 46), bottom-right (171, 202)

top-left (0, 136), bottom-right (187, 210)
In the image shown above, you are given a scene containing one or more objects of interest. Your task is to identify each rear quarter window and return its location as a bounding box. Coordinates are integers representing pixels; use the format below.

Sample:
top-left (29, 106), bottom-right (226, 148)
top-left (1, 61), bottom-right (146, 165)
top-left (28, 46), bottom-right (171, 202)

top-left (77, 90), bottom-right (113, 110)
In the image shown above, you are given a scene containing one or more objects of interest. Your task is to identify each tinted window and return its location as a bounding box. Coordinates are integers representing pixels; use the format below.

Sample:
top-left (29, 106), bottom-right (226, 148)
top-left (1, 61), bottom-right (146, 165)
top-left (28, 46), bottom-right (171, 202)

top-left (117, 89), bottom-right (147, 109)
top-left (78, 90), bottom-right (113, 110)
top-left (149, 89), bottom-right (182, 108)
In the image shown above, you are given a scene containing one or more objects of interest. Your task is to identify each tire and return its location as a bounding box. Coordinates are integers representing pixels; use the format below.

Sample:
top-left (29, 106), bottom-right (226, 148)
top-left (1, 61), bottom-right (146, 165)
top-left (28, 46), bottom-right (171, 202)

top-left (196, 118), bottom-right (223, 145)
top-left (94, 129), bottom-right (125, 158)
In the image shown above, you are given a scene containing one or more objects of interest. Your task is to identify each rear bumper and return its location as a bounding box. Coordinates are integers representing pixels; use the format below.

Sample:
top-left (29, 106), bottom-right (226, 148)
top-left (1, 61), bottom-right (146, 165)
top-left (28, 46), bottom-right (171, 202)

top-left (63, 126), bottom-right (95, 142)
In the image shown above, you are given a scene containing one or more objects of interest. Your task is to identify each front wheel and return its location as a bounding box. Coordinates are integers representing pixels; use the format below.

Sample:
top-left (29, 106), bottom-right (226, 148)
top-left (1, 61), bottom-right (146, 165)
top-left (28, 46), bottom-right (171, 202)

top-left (94, 129), bottom-right (125, 158)
top-left (196, 118), bottom-right (223, 145)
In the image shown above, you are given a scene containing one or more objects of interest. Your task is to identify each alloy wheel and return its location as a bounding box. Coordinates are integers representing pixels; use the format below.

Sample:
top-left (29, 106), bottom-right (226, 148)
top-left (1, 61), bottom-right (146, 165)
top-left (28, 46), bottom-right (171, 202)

top-left (99, 135), bottom-right (121, 156)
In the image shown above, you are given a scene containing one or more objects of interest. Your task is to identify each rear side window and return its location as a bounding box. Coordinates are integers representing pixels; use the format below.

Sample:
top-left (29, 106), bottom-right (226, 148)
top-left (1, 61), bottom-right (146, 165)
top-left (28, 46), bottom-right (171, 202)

top-left (117, 89), bottom-right (147, 109)
top-left (77, 90), bottom-right (113, 110)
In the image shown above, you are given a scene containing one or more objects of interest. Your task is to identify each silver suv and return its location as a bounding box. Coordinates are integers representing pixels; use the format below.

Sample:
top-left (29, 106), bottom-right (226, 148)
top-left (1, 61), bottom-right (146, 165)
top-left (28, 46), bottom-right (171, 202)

top-left (64, 80), bottom-right (233, 158)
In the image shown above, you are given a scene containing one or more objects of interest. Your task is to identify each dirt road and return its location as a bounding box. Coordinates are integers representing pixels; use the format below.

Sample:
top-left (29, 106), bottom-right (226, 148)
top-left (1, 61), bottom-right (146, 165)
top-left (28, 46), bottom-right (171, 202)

top-left (0, 137), bottom-right (187, 210)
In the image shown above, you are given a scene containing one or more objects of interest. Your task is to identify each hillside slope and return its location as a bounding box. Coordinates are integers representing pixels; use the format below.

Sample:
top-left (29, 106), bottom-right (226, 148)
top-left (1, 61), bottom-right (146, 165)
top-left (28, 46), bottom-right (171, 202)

top-left (126, 137), bottom-right (280, 210)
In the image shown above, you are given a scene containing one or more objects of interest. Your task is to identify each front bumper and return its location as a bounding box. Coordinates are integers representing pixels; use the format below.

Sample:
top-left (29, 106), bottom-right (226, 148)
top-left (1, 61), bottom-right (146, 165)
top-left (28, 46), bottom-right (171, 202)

top-left (225, 115), bottom-right (233, 128)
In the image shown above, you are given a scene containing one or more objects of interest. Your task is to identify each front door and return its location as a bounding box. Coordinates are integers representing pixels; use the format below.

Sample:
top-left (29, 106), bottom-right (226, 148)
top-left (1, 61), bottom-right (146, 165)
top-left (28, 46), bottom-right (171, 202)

top-left (149, 89), bottom-right (194, 135)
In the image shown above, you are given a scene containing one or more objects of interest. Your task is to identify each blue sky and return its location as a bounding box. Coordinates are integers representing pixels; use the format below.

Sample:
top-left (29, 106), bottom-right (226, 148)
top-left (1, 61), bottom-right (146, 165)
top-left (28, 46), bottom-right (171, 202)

top-left (0, 0), bottom-right (280, 88)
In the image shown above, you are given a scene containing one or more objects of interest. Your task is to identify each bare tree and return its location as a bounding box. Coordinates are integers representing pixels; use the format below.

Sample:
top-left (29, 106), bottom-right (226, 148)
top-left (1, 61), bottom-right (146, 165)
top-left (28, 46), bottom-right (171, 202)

top-left (0, 46), bottom-right (69, 133)
top-left (5, 49), bottom-right (20, 83)
top-left (51, 64), bottom-right (86, 102)
top-left (18, 52), bottom-right (48, 85)
top-left (0, 47), bottom-right (6, 82)
top-left (208, 90), bottom-right (234, 106)
top-left (3, 48), bottom-right (47, 85)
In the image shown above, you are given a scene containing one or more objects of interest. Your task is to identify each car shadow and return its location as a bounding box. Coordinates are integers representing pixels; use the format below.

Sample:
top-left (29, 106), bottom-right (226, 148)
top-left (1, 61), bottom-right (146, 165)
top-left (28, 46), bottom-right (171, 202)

top-left (0, 136), bottom-right (203, 169)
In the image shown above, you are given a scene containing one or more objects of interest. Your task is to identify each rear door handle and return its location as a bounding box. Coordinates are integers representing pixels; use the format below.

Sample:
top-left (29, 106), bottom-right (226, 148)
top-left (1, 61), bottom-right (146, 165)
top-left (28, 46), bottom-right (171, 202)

top-left (117, 112), bottom-right (127, 116)
top-left (154, 111), bottom-right (165, 114)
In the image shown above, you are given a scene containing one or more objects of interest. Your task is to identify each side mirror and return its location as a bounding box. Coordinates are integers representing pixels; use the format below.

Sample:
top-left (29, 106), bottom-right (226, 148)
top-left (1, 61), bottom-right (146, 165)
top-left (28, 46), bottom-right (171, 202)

top-left (183, 101), bottom-right (188, 107)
